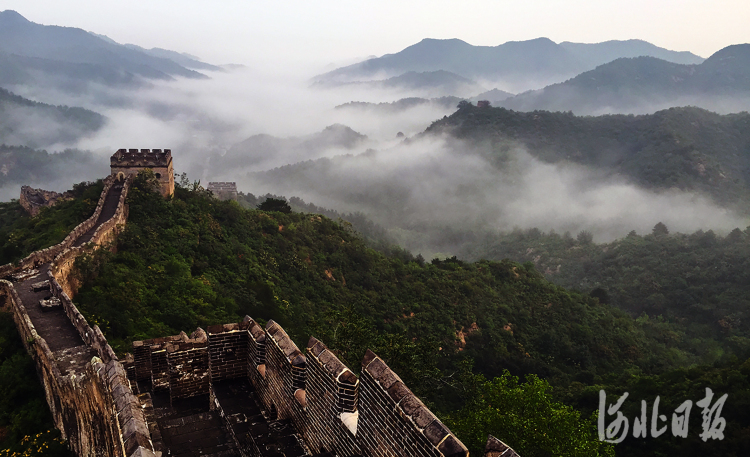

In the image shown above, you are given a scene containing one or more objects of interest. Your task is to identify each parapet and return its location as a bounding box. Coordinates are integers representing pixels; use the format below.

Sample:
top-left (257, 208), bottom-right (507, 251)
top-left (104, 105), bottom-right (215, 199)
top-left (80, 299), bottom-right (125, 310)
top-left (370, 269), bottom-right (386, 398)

top-left (485, 435), bottom-right (519, 457)
top-left (129, 318), bottom-right (482, 457)
top-left (360, 349), bottom-right (469, 457)
top-left (110, 149), bottom-right (172, 168)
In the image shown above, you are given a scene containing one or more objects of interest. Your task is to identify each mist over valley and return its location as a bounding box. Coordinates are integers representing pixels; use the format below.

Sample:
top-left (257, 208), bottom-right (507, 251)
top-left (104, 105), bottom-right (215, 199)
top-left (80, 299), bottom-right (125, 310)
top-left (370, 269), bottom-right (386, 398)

top-left (2, 9), bottom-right (749, 259)
top-left (4, 5), bottom-right (750, 456)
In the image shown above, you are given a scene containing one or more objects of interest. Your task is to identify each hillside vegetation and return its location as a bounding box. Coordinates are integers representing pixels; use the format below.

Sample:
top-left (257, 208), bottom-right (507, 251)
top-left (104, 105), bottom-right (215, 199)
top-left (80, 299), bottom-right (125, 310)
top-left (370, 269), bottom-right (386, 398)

top-left (0, 88), bottom-right (106, 148)
top-left (427, 105), bottom-right (750, 210)
top-left (0, 180), bottom-right (103, 265)
top-left (65, 174), bottom-right (750, 456)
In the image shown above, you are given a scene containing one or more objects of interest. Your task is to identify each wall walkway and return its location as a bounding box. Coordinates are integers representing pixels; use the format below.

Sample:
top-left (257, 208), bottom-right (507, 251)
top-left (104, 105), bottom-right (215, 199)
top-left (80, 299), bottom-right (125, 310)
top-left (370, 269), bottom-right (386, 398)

top-left (0, 175), bottom-right (155, 457)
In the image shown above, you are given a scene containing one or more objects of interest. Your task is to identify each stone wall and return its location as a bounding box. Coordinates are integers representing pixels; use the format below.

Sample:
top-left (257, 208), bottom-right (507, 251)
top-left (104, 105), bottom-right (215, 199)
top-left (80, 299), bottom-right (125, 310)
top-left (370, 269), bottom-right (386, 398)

top-left (0, 176), bottom-right (116, 280)
top-left (134, 318), bottom-right (481, 457)
top-left (208, 323), bottom-right (249, 382)
top-left (132, 329), bottom-right (210, 400)
top-left (1, 174), bottom-right (156, 457)
top-left (0, 280), bottom-right (127, 456)
top-left (358, 349), bottom-right (465, 457)
top-left (110, 148), bottom-right (174, 197)
top-left (48, 175), bottom-right (133, 298)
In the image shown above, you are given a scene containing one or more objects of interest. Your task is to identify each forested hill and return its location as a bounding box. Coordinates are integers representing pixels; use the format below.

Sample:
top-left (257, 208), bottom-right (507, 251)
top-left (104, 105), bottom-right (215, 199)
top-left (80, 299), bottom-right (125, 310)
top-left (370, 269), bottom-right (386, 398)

top-left (2, 175), bottom-right (749, 455)
top-left (68, 175), bottom-right (749, 456)
top-left (426, 105), bottom-right (750, 210)
top-left (0, 87), bottom-right (106, 148)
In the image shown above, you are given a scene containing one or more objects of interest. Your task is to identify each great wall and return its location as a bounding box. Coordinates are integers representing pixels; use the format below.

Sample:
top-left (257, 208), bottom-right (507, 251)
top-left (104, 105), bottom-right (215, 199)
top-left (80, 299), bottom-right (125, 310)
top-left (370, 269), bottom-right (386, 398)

top-left (0, 149), bottom-right (519, 457)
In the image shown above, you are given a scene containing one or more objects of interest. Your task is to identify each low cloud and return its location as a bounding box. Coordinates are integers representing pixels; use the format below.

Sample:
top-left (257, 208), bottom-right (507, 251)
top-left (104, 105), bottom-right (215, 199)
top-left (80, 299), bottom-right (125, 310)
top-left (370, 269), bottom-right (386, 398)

top-left (239, 135), bottom-right (748, 252)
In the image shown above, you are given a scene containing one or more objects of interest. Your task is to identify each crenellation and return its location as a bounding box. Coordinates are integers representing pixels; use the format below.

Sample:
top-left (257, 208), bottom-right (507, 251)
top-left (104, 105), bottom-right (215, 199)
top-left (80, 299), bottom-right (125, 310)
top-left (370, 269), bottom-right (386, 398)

top-left (111, 148), bottom-right (173, 197)
top-left (484, 435), bottom-right (519, 457)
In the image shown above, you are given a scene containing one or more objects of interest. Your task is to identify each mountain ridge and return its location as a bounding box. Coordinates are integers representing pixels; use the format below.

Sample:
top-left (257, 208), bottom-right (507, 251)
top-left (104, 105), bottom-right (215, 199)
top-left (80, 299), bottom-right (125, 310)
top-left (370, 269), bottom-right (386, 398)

top-left (499, 44), bottom-right (750, 114)
top-left (314, 37), bottom-right (706, 92)
top-left (0, 10), bottom-right (216, 91)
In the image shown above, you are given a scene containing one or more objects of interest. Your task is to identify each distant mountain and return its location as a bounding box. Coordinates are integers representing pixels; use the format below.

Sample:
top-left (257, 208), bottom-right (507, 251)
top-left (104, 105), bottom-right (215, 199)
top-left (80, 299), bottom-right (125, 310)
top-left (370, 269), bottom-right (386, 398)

top-left (123, 45), bottom-right (223, 72)
top-left (212, 124), bottom-right (368, 175)
top-left (316, 70), bottom-right (485, 97)
top-left (0, 146), bottom-right (108, 196)
top-left (314, 37), bottom-right (705, 92)
top-left (559, 39), bottom-right (704, 68)
top-left (0, 86), bottom-right (105, 148)
top-left (500, 44), bottom-right (750, 114)
top-left (336, 96), bottom-right (463, 113)
top-left (471, 88), bottom-right (514, 104)
top-left (426, 105), bottom-right (750, 209)
top-left (0, 10), bottom-right (211, 91)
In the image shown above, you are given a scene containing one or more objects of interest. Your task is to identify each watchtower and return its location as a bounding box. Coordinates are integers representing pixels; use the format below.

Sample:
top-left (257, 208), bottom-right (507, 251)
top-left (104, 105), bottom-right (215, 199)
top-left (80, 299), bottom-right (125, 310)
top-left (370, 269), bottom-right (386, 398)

top-left (110, 148), bottom-right (174, 197)
top-left (207, 182), bottom-right (238, 201)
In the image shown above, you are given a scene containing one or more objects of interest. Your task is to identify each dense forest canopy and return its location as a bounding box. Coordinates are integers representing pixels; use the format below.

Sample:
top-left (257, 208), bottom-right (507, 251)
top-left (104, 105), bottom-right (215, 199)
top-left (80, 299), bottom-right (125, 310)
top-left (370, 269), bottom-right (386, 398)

top-left (426, 105), bottom-right (750, 211)
top-left (61, 174), bottom-right (749, 456)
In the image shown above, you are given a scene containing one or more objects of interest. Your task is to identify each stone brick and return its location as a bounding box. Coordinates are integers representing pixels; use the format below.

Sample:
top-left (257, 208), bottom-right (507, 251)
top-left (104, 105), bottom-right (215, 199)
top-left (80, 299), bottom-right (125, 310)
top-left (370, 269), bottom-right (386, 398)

top-left (485, 435), bottom-right (519, 457)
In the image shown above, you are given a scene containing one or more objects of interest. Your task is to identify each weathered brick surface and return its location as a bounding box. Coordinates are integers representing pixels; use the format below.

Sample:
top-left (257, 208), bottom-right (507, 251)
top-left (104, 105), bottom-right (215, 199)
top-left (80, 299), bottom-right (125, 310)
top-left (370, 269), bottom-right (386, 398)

top-left (303, 337), bottom-right (361, 456)
top-left (485, 434), bottom-right (520, 457)
top-left (150, 349), bottom-right (169, 391)
top-left (135, 319), bottom-right (473, 457)
top-left (358, 350), bottom-right (469, 457)
top-left (261, 320), bottom-right (307, 428)
top-left (168, 344), bottom-right (210, 399)
top-left (208, 324), bottom-right (248, 382)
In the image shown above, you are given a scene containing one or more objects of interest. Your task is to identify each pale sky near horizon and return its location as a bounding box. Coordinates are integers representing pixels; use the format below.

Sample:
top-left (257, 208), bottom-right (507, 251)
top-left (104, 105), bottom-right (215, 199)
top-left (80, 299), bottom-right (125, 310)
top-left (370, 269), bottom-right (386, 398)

top-left (3, 1), bottom-right (749, 69)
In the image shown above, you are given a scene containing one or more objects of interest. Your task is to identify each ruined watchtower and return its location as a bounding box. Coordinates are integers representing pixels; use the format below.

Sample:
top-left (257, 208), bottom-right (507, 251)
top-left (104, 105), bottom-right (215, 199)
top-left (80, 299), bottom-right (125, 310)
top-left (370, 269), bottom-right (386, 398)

top-left (110, 148), bottom-right (174, 197)
top-left (206, 182), bottom-right (238, 201)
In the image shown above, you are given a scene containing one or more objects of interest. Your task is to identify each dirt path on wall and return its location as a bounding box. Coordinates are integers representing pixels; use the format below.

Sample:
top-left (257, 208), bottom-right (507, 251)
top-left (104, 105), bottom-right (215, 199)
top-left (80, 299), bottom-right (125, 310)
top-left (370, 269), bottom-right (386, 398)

top-left (11, 182), bottom-right (125, 373)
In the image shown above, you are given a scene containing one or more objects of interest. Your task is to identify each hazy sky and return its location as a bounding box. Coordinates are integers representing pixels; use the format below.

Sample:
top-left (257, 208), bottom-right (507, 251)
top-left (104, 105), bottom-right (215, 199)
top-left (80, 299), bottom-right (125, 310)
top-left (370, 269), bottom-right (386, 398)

top-left (4, 1), bottom-right (749, 69)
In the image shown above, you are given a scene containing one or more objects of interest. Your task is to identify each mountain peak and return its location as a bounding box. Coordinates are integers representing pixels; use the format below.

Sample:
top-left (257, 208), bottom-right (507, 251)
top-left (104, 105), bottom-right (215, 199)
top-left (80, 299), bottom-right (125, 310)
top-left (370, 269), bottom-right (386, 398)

top-left (0, 10), bottom-right (30, 24)
top-left (707, 43), bottom-right (750, 59)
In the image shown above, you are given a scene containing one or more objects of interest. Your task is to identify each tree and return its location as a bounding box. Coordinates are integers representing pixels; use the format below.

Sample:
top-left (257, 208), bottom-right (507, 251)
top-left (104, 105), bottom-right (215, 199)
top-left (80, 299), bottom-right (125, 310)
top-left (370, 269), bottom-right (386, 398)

top-left (652, 222), bottom-right (669, 236)
top-left (446, 371), bottom-right (614, 457)
top-left (457, 100), bottom-right (473, 110)
top-left (257, 197), bottom-right (291, 214)
top-left (590, 287), bottom-right (610, 304)
top-left (577, 230), bottom-right (594, 245)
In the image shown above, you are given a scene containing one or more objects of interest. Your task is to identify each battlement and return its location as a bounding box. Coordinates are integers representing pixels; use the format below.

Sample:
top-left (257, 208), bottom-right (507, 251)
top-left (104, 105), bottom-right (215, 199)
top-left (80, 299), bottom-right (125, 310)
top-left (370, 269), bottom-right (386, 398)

top-left (128, 319), bottom-right (487, 457)
top-left (110, 148), bottom-right (172, 167)
top-left (111, 148), bottom-right (174, 197)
